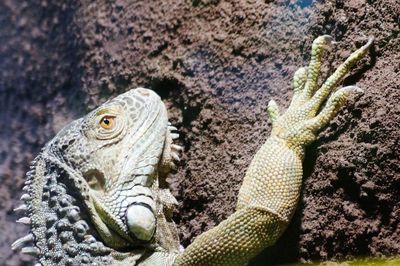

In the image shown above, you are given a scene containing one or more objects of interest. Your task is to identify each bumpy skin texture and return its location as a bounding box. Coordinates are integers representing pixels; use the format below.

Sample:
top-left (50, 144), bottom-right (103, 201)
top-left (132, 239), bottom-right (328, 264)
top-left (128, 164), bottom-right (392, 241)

top-left (13, 36), bottom-right (373, 266)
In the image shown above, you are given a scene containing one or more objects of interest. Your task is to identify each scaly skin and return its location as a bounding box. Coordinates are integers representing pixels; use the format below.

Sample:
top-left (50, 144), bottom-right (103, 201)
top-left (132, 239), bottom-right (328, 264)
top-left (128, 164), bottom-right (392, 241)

top-left (13, 36), bottom-right (378, 265)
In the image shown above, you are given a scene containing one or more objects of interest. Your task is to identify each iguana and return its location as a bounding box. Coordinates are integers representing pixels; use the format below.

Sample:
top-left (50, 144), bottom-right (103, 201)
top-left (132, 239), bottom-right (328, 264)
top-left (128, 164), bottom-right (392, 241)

top-left (12, 36), bottom-right (374, 265)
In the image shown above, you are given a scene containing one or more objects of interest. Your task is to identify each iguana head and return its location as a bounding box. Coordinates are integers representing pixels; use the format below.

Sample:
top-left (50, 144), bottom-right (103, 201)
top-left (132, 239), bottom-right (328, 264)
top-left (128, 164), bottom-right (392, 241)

top-left (50, 87), bottom-right (180, 245)
top-left (13, 88), bottom-right (181, 264)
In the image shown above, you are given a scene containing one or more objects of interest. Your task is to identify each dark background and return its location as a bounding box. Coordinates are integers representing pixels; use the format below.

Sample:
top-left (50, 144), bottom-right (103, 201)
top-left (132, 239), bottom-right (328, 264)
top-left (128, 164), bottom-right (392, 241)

top-left (0, 0), bottom-right (399, 265)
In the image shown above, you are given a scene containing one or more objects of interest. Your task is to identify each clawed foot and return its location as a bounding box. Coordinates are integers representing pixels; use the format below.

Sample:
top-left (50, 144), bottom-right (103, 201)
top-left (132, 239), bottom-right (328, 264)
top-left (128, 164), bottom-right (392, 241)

top-left (267, 35), bottom-right (373, 157)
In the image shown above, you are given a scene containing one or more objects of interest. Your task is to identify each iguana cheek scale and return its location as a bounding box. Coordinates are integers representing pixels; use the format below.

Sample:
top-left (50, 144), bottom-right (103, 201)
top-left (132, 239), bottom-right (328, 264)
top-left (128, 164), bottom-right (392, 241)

top-left (12, 36), bottom-right (373, 266)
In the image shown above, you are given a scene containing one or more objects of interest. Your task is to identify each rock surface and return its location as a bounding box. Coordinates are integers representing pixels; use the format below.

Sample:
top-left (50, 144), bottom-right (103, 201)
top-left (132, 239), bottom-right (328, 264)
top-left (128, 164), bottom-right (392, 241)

top-left (0, 0), bottom-right (399, 265)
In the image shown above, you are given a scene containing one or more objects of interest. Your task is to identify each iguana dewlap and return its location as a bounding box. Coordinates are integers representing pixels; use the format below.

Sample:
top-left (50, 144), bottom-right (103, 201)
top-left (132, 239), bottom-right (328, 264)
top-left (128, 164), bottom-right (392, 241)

top-left (12, 36), bottom-right (372, 266)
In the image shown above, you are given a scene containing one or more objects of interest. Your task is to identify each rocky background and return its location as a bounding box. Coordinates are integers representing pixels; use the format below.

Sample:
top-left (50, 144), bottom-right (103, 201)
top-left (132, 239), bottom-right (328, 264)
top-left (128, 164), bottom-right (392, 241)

top-left (0, 0), bottom-right (399, 265)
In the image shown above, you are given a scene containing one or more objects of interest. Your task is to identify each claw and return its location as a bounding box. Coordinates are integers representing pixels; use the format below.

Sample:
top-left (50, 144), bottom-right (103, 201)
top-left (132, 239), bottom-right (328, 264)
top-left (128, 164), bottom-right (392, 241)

top-left (319, 35), bottom-right (334, 49)
top-left (168, 125), bottom-right (178, 131)
top-left (365, 37), bottom-right (374, 48)
top-left (346, 85), bottom-right (364, 95)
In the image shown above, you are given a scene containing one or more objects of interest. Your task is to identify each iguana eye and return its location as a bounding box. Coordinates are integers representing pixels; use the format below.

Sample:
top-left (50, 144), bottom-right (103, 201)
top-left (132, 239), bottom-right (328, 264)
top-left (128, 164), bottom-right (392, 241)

top-left (100, 116), bottom-right (115, 129)
top-left (90, 108), bottom-right (125, 140)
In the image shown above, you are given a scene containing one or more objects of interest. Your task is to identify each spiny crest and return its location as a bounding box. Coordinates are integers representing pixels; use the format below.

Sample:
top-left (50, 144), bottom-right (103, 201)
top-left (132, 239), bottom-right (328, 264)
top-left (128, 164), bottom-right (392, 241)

top-left (12, 155), bottom-right (40, 257)
top-left (13, 155), bottom-right (115, 265)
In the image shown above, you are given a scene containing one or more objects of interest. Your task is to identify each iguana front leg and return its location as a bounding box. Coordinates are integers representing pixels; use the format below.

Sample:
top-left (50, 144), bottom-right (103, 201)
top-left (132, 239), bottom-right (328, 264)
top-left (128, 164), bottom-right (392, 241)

top-left (174, 36), bottom-right (373, 266)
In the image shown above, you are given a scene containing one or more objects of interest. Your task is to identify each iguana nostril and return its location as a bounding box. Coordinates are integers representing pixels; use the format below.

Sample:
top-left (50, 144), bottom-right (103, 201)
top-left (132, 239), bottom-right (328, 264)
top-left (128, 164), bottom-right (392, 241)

top-left (126, 203), bottom-right (156, 241)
